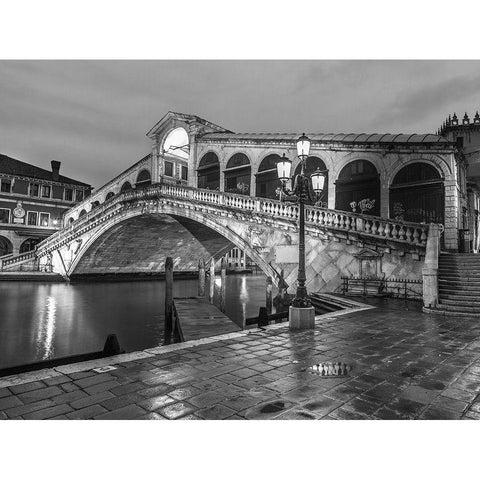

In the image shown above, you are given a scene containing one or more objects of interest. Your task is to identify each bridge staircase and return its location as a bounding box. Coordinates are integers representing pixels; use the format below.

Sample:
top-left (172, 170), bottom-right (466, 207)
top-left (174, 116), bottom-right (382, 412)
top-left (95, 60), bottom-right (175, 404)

top-left (0, 250), bottom-right (39, 273)
top-left (436, 253), bottom-right (480, 316)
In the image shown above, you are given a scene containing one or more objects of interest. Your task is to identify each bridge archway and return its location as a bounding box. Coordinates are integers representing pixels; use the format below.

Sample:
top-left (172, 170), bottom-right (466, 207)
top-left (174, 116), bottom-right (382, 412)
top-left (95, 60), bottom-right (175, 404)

top-left (335, 159), bottom-right (380, 216)
top-left (224, 153), bottom-right (251, 194)
top-left (67, 206), bottom-right (279, 283)
top-left (120, 181), bottom-right (133, 193)
top-left (256, 154), bottom-right (282, 199)
top-left (293, 156), bottom-right (328, 206)
top-left (0, 235), bottom-right (13, 257)
top-left (136, 169), bottom-right (152, 188)
top-left (105, 191), bottom-right (115, 201)
top-left (197, 152), bottom-right (220, 190)
top-left (389, 162), bottom-right (444, 224)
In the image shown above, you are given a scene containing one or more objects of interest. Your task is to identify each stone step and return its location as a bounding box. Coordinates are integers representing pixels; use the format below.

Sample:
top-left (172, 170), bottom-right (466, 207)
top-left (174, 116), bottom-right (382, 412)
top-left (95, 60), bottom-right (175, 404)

top-left (440, 292), bottom-right (480, 300)
top-left (439, 298), bottom-right (480, 307)
top-left (425, 306), bottom-right (480, 317)
top-left (439, 284), bottom-right (480, 292)
top-left (438, 274), bottom-right (480, 281)
top-left (436, 303), bottom-right (480, 314)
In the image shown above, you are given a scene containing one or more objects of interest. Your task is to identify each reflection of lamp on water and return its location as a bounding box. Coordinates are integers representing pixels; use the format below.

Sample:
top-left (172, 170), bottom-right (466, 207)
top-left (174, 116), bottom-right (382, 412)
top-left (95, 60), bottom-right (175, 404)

top-left (36, 295), bottom-right (57, 360)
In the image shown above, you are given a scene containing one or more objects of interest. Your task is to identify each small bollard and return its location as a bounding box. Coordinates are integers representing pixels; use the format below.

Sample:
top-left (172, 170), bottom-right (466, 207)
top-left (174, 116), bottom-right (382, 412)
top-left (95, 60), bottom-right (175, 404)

top-left (258, 307), bottom-right (269, 327)
top-left (165, 256), bottom-right (174, 338)
top-left (220, 257), bottom-right (226, 312)
top-left (198, 258), bottom-right (206, 297)
top-left (103, 334), bottom-right (124, 356)
top-left (266, 276), bottom-right (273, 315)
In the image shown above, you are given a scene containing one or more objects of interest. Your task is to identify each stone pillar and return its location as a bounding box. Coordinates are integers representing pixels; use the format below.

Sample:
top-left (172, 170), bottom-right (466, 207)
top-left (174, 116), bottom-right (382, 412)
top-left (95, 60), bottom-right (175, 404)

top-left (327, 173), bottom-right (336, 209)
top-left (198, 258), bottom-right (205, 297)
top-left (380, 176), bottom-right (389, 218)
top-left (266, 276), bottom-right (273, 315)
top-left (422, 224), bottom-right (440, 310)
top-left (443, 179), bottom-right (459, 251)
top-left (220, 258), bottom-right (226, 312)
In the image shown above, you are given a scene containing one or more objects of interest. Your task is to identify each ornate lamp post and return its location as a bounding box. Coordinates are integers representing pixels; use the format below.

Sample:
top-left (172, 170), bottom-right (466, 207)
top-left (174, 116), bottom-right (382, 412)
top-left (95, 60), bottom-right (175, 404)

top-left (276, 134), bottom-right (326, 330)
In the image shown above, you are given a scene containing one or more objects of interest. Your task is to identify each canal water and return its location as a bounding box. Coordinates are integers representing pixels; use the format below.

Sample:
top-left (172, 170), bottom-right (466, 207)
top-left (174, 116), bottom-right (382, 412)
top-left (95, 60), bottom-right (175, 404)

top-left (0, 274), bottom-right (277, 370)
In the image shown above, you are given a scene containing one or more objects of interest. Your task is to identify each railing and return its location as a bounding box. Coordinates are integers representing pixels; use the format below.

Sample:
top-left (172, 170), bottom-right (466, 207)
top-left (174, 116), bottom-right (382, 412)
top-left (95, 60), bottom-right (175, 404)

top-left (37, 183), bottom-right (431, 255)
top-left (341, 276), bottom-right (423, 300)
top-left (0, 250), bottom-right (37, 271)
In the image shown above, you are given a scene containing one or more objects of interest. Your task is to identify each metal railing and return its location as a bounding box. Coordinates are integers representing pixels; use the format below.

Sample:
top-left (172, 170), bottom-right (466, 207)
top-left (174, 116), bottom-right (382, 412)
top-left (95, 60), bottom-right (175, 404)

top-left (341, 275), bottom-right (423, 300)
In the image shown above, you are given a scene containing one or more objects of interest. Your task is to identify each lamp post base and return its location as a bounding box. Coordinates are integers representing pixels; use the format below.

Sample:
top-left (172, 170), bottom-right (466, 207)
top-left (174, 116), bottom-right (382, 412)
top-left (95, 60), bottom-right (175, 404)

top-left (289, 306), bottom-right (315, 330)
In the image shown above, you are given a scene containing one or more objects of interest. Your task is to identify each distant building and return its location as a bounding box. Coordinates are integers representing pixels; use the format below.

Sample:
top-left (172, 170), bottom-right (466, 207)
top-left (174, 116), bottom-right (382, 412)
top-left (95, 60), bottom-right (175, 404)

top-left (0, 154), bottom-right (91, 256)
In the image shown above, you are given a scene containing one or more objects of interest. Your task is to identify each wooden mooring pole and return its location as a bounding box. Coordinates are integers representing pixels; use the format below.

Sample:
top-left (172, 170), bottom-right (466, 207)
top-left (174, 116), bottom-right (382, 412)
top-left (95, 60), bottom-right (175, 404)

top-left (165, 256), bottom-right (173, 339)
top-left (266, 276), bottom-right (273, 315)
top-left (198, 258), bottom-right (205, 297)
top-left (209, 257), bottom-right (215, 304)
top-left (220, 257), bottom-right (226, 312)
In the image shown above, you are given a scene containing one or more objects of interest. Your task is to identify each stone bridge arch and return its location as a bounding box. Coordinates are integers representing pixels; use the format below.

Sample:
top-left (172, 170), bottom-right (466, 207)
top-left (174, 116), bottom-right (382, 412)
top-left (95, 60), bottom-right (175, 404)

top-left (55, 202), bottom-right (282, 283)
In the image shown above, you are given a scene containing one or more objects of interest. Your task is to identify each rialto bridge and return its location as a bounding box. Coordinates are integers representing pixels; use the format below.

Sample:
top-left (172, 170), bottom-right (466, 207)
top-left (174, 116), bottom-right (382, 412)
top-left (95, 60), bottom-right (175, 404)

top-left (1, 110), bottom-right (465, 309)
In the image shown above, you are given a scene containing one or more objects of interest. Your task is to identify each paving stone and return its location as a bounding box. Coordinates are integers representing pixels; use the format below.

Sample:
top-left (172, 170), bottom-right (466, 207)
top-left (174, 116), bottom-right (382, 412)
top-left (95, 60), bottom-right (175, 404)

top-left (100, 393), bottom-right (145, 411)
top-left (52, 390), bottom-right (89, 405)
top-left (157, 402), bottom-right (195, 419)
top-left (0, 387), bottom-right (12, 399)
top-left (94, 404), bottom-right (147, 420)
top-left (9, 381), bottom-right (46, 395)
top-left (196, 404), bottom-right (236, 420)
top-left (168, 386), bottom-right (202, 401)
top-left (109, 382), bottom-right (148, 397)
top-left (74, 373), bottom-right (117, 389)
top-left (189, 392), bottom-right (228, 408)
top-left (431, 395), bottom-right (469, 413)
top-left (4, 399), bottom-right (55, 419)
top-left (0, 395), bottom-right (23, 410)
top-left (17, 386), bottom-right (63, 404)
top-left (61, 383), bottom-right (81, 393)
top-left (84, 380), bottom-right (122, 395)
top-left (23, 403), bottom-right (73, 420)
top-left (242, 399), bottom-right (294, 420)
top-left (419, 406), bottom-right (462, 420)
top-left (138, 394), bottom-right (177, 412)
top-left (43, 375), bottom-right (71, 387)
top-left (137, 412), bottom-right (167, 420)
top-left (137, 384), bottom-right (174, 398)
top-left (70, 391), bottom-right (116, 410)
top-left (66, 404), bottom-right (109, 420)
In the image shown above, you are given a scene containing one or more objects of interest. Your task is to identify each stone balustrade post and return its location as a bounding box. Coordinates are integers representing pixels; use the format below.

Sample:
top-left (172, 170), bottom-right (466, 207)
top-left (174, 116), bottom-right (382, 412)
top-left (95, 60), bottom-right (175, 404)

top-left (422, 223), bottom-right (440, 310)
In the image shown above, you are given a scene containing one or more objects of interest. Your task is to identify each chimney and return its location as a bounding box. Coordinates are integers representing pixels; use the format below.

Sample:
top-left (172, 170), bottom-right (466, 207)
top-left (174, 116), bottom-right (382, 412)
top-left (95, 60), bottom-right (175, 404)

top-left (51, 160), bottom-right (61, 181)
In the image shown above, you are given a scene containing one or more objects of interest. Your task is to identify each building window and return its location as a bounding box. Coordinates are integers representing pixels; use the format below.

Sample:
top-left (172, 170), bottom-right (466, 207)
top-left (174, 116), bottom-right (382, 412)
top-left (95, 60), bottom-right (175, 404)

top-left (165, 161), bottom-right (174, 177)
top-left (64, 188), bottom-right (73, 201)
top-left (181, 165), bottom-right (188, 181)
top-left (0, 180), bottom-right (12, 193)
top-left (0, 208), bottom-right (10, 224)
top-left (41, 185), bottom-right (51, 198)
top-left (39, 212), bottom-right (50, 227)
top-left (27, 211), bottom-right (38, 226)
top-left (75, 190), bottom-right (84, 202)
top-left (29, 183), bottom-right (39, 197)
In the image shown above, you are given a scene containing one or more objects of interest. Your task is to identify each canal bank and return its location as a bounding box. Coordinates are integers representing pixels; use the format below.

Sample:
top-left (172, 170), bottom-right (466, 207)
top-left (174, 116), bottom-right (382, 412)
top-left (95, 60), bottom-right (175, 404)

top-left (1, 298), bottom-right (480, 420)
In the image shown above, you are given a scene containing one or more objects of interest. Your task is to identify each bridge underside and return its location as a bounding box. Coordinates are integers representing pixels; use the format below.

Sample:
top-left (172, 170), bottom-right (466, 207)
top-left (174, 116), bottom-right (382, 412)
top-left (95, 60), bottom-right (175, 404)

top-left (71, 214), bottom-right (234, 278)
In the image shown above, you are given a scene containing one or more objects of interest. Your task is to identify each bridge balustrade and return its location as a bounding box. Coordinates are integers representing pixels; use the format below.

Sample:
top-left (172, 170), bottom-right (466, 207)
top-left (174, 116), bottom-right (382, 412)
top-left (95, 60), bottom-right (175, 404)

top-left (35, 184), bottom-right (430, 259)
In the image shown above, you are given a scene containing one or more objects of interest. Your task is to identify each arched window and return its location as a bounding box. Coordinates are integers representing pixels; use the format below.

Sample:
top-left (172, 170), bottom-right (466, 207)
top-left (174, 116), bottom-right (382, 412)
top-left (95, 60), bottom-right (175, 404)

top-left (79, 209), bottom-right (87, 218)
top-left (224, 153), bottom-right (251, 194)
top-left (163, 127), bottom-right (189, 160)
top-left (136, 169), bottom-right (152, 188)
top-left (390, 162), bottom-right (443, 224)
top-left (20, 238), bottom-right (41, 253)
top-left (68, 217), bottom-right (74, 224)
top-left (255, 154), bottom-right (282, 199)
top-left (335, 160), bottom-right (380, 216)
top-left (197, 152), bottom-right (220, 190)
top-left (0, 236), bottom-right (13, 257)
top-left (294, 156), bottom-right (328, 206)
top-left (105, 191), bottom-right (115, 201)
top-left (120, 181), bottom-right (132, 193)
top-left (91, 200), bottom-right (100, 208)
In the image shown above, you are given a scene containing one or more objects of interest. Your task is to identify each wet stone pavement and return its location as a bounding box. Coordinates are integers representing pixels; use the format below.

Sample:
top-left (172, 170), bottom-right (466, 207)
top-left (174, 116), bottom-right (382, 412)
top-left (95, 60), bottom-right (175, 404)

top-left (2, 298), bottom-right (480, 420)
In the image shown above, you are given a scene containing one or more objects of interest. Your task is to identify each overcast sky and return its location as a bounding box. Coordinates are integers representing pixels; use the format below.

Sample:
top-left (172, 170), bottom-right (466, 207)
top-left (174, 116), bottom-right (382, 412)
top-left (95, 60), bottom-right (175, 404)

top-left (2, 60), bottom-right (480, 190)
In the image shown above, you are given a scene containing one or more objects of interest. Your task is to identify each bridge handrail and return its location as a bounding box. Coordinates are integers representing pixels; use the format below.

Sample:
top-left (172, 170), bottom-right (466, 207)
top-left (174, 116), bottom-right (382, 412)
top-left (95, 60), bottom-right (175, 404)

top-left (1, 250), bottom-right (36, 269)
top-left (37, 183), bottom-right (430, 254)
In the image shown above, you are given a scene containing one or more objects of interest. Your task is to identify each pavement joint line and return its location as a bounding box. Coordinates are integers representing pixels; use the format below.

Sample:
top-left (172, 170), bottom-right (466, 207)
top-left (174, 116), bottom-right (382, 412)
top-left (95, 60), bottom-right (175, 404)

top-left (0, 302), bottom-right (375, 389)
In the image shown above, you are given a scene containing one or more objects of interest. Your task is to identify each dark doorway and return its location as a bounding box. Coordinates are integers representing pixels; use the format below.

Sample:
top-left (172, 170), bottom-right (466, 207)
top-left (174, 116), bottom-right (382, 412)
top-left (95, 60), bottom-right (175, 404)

top-left (335, 160), bottom-right (380, 216)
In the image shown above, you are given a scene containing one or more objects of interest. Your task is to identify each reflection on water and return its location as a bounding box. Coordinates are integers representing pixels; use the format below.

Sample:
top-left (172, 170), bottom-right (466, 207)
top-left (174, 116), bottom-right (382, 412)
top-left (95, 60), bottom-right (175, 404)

top-left (35, 296), bottom-right (57, 360)
top-left (0, 274), bottom-right (275, 369)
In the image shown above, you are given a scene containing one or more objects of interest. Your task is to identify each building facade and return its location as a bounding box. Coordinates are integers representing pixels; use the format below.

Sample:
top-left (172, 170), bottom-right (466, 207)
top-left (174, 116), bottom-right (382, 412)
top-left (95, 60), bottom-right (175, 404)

top-left (0, 155), bottom-right (91, 256)
top-left (64, 111), bottom-right (476, 254)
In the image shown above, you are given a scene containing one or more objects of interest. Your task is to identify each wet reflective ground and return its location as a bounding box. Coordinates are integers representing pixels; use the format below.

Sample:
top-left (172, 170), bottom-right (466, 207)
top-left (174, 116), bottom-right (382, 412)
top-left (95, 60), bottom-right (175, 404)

top-left (2, 298), bottom-right (480, 419)
top-left (0, 274), bottom-right (274, 369)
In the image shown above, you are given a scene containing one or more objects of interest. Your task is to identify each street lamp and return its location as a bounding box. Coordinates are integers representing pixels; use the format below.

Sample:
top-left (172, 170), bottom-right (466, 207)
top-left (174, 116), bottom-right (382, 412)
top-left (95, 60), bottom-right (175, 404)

top-left (276, 134), bottom-right (326, 330)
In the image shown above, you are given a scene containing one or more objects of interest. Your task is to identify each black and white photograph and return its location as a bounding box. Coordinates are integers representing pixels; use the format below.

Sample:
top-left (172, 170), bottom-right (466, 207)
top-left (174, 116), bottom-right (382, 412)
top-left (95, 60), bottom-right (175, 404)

top-left (1, 1), bottom-right (479, 478)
